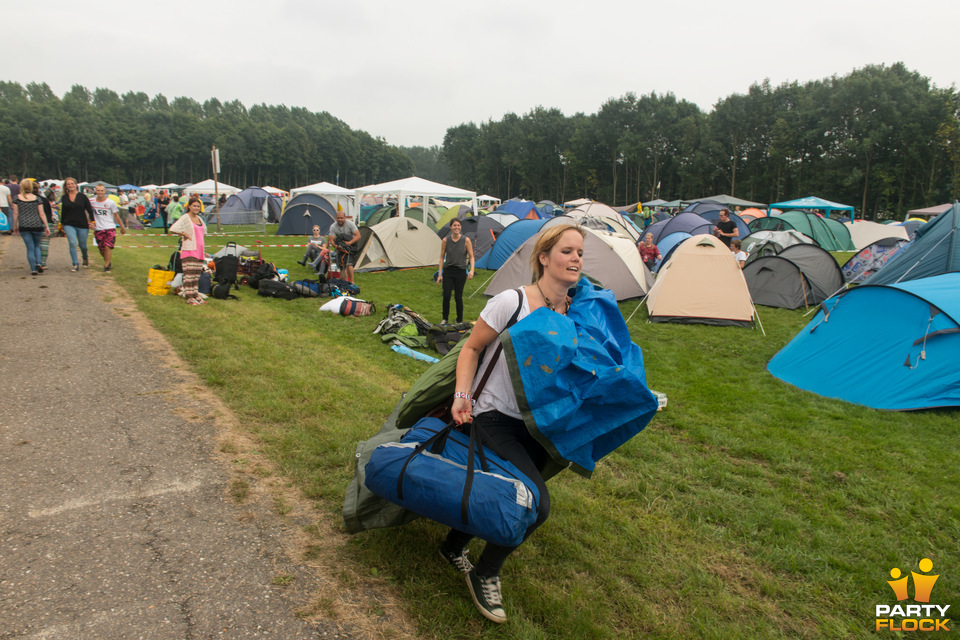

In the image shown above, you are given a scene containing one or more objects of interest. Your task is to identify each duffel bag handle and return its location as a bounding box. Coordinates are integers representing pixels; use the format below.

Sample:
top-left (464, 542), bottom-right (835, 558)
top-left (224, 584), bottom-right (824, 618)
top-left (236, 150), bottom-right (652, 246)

top-left (397, 420), bottom-right (491, 528)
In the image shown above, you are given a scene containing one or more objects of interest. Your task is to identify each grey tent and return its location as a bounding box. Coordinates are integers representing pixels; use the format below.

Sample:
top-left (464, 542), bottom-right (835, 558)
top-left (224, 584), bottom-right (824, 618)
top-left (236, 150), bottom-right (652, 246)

top-left (218, 186), bottom-right (283, 224)
top-left (276, 193), bottom-right (337, 236)
top-left (742, 230), bottom-right (815, 265)
top-left (485, 222), bottom-right (652, 302)
top-left (743, 244), bottom-right (845, 309)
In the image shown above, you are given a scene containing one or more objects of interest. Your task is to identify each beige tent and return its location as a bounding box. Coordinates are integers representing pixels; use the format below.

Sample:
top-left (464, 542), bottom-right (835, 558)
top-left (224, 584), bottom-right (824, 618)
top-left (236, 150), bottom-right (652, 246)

top-left (484, 219), bottom-right (653, 301)
top-left (843, 220), bottom-right (909, 250)
top-left (565, 202), bottom-right (642, 242)
top-left (646, 235), bottom-right (755, 326)
top-left (355, 217), bottom-right (441, 272)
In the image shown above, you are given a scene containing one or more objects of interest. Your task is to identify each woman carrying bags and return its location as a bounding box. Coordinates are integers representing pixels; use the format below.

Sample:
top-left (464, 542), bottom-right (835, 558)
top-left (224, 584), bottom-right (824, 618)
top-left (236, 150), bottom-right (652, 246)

top-left (441, 223), bottom-right (585, 624)
top-left (169, 197), bottom-right (208, 305)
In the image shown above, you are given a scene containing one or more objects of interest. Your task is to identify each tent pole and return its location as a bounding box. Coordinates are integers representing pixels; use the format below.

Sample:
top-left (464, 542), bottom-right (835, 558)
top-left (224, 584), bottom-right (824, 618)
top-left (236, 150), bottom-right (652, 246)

top-left (625, 294), bottom-right (649, 323)
top-left (469, 271), bottom-right (496, 298)
top-left (752, 304), bottom-right (766, 336)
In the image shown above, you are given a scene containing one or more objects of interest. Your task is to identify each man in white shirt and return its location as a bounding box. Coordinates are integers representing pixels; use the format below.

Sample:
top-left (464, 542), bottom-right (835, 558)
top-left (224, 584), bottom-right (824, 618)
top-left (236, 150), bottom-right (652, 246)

top-left (91, 184), bottom-right (126, 272)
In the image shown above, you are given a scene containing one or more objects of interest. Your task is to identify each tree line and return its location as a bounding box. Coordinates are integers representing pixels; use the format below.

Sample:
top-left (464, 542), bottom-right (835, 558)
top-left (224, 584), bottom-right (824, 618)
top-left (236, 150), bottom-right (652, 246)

top-left (0, 82), bottom-right (413, 190)
top-left (440, 63), bottom-right (960, 218)
top-left (2, 64), bottom-right (957, 219)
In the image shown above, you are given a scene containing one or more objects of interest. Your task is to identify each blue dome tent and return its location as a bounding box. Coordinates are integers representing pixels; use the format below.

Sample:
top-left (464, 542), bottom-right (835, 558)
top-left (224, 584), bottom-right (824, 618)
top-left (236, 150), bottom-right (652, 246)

top-left (768, 272), bottom-right (960, 410)
top-left (475, 219), bottom-right (548, 270)
top-left (276, 193), bottom-right (337, 236)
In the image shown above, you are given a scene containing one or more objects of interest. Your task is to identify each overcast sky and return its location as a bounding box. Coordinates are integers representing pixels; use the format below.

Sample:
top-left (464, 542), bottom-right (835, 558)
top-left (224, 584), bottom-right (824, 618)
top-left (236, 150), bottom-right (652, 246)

top-left (9, 0), bottom-right (958, 148)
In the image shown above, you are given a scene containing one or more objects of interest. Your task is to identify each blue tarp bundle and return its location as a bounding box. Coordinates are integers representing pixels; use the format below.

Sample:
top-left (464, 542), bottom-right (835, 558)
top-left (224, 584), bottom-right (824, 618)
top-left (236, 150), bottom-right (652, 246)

top-left (503, 278), bottom-right (658, 475)
top-left (768, 272), bottom-right (960, 410)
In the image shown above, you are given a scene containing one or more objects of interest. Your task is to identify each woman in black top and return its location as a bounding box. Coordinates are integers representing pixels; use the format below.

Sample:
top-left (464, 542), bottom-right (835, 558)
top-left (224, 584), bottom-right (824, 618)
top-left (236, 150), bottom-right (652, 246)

top-left (437, 218), bottom-right (475, 324)
top-left (12, 179), bottom-right (50, 275)
top-left (59, 177), bottom-right (94, 270)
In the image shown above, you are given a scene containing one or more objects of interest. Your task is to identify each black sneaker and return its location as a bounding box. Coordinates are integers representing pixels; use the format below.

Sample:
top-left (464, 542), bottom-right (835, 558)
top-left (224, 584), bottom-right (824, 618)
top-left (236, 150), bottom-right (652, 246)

top-left (83, 257), bottom-right (89, 267)
top-left (297, 259), bottom-right (307, 266)
top-left (104, 265), bottom-right (111, 272)
top-left (439, 546), bottom-right (473, 574)
top-left (466, 569), bottom-right (506, 624)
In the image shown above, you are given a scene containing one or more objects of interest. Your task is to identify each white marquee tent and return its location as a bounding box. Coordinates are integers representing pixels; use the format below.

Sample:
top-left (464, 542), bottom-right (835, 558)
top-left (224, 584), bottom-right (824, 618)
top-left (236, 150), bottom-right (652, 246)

top-left (353, 176), bottom-right (477, 220)
top-left (181, 179), bottom-right (241, 197)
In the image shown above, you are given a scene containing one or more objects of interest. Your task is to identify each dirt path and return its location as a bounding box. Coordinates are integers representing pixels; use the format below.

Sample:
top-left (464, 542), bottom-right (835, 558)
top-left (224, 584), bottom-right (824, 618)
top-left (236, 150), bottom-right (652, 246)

top-left (0, 235), bottom-right (417, 639)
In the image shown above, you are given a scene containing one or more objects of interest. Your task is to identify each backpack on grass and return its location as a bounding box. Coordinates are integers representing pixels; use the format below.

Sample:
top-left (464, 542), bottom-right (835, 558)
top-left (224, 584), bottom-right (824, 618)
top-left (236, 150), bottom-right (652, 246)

top-left (340, 298), bottom-right (376, 317)
top-left (250, 261), bottom-right (279, 289)
top-left (213, 242), bottom-right (240, 288)
top-left (212, 282), bottom-right (239, 300)
top-left (293, 279), bottom-right (330, 297)
top-left (327, 278), bottom-right (360, 296)
top-left (426, 322), bottom-right (473, 354)
top-left (257, 279), bottom-right (300, 300)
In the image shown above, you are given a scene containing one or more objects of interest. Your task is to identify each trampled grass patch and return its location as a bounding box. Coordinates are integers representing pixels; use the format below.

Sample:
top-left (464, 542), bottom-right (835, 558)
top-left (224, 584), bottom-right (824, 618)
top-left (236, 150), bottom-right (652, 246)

top-left (110, 228), bottom-right (960, 639)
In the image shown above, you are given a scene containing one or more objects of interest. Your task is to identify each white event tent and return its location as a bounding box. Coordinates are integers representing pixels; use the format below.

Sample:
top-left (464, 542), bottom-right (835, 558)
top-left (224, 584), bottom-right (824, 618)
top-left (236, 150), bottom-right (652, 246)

top-left (353, 176), bottom-right (477, 220)
top-left (181, 179), bottom-right (241, 197)
top-left (289, 181), bottom-right (356, 218)
top-left (478, 194), bottom-right (501, 208)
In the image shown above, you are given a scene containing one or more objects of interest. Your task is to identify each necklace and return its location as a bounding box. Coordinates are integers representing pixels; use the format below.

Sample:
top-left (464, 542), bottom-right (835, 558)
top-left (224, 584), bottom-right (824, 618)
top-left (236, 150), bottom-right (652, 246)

top-left (536, 281), bottom-right (568, 314)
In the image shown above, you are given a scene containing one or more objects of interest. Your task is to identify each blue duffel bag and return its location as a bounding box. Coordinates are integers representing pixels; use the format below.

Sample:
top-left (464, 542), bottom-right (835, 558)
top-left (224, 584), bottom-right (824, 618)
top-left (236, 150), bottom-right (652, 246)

top-left (364, 417), bottom-right (540, 547)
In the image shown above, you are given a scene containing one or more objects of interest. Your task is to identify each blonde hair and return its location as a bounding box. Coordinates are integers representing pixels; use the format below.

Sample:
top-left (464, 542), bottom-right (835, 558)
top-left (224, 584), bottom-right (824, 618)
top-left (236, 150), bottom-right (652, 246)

top-left (20, 179), bottom-right (34, 195)
top-left (530, 223), bottom-right (586, 282)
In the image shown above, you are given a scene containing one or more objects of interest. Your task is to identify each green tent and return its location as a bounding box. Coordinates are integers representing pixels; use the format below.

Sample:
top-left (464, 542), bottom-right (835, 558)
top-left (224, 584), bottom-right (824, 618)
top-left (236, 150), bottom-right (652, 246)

top-left (748, 210), bottom-right (855, 251)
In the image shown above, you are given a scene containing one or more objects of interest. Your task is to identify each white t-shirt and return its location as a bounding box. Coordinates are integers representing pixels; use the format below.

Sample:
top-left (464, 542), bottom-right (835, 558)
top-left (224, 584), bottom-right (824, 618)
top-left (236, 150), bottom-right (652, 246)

top-left (91, 197), bottom-right (120, 230)
top-left (472, 287), bottom-right (529, 419)
top-left (0, 183), bottom-right (10, 208)
top-left (734, 251), bottom-right (747, 265)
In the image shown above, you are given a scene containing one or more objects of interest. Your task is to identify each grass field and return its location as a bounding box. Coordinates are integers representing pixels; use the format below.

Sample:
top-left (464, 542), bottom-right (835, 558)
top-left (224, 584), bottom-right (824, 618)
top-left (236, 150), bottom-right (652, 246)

top-left (109, 227), bottom-right (959, 639)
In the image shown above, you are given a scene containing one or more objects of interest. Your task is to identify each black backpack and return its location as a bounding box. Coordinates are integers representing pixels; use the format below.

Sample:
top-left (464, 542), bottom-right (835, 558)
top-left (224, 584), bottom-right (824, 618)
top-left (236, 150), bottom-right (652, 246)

top-left (212, 282), bottom-right (239, 300)
top-left (257, 279), bottom-right (300, 300)
top-left (213, 242), bottom-right (240, 287)
top-left (427, 322), bottom-right (473, 354)
top-left (250, 261), bottom-right (279, 289)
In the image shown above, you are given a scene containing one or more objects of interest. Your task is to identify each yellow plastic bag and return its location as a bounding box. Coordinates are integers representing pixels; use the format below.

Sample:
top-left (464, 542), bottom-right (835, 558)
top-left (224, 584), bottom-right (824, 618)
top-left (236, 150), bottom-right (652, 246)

top-left (147, 268), bottom-right (174, 296)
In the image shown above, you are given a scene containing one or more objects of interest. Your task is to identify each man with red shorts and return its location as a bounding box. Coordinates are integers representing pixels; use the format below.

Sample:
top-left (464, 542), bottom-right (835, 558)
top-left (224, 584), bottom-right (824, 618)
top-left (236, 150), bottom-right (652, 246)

top-left (90, 184), bottom-right (126, 271)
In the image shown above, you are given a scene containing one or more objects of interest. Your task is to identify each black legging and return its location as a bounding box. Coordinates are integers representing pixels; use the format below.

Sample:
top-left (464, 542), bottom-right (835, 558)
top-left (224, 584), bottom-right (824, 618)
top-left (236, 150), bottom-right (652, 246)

top-left (442, 410), bottom-right (551, 578)
top-left (441, 266), bottom-right (467, 323)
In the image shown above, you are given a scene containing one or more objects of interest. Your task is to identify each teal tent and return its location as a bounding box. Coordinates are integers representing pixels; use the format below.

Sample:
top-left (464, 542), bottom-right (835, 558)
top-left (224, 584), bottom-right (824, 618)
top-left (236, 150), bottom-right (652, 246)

top-left (768, 196), bottom-right (856, 223)
top-left (863, 202), bottom-right (960, 285)
top-left (749, 210), bottom-right (855, 251)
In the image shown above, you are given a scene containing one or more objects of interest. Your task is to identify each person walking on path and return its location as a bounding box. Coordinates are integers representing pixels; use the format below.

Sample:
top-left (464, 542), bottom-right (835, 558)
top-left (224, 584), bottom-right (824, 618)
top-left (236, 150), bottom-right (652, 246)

top-left (90, 183), bottom-right (126, 272)
top-left (0, 179), bottom-right (11, 233)
top-left (169, 197), bottom-right (208, 305)
top-left (59, 177), bottom-right (94, 271)
top-left (437, 218), bottom-right (474, 324)
top-left (11, 178), bottom-right (51, 275)
top-left (35, 181), bottom-right (56, 269)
